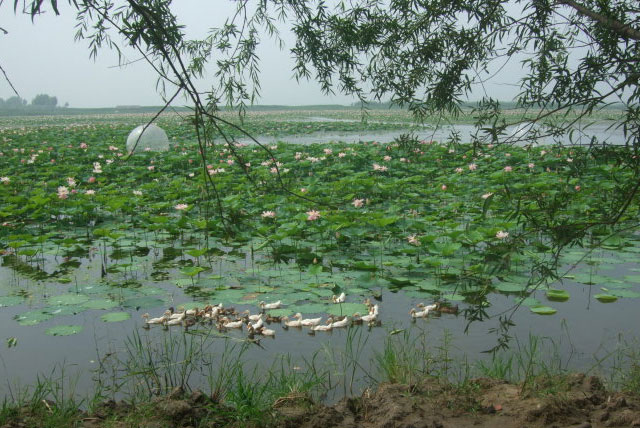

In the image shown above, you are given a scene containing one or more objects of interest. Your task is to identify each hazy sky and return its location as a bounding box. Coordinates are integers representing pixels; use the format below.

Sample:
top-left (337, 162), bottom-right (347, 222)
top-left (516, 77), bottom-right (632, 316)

top-left (0, 1), bottom-right (521, 108)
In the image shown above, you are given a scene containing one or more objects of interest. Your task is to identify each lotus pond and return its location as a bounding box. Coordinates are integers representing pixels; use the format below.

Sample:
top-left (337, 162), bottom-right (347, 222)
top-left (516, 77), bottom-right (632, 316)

top-left (0, 110), bottom-right (639, 399)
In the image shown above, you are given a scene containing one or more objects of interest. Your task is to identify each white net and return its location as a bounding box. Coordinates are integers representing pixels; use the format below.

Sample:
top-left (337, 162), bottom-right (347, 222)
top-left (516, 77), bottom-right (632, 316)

top-left (126, 124), bottom-right (170, 153)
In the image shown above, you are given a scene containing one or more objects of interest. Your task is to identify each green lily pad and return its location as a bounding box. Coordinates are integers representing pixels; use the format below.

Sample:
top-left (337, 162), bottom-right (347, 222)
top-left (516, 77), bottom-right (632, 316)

top-left (48, 294), bottom-right (90, 306)
top-left (516, 297), bottom-right (541, 307)
top-left (495, 282), bottom-right (525, 293)
top-left (594, 294), bottom-right (618, 303)
top-left (45, 325), bottom-right (84, 336)
top-left (530, 305), bottom-right (557, 315)
top-left (0, 296), bottom-right (24, 307)
top-left (609, 289), bottom-right (640, 299)
top-left (264, 308), bottom-right (295, 317)
top-left (546, 289), bottom-right (569, 302)
top-left (122, 297), bottom-right (165, 309)
top-left (43, 306), bottom-right (87, 316)
top-left (100, 312), bottom-right (131, 322)
top-left (83, 299), bottom-right (119, 310)
top-left (441, 293), bottom-right (466, 301)
top-left (326, 303), bottom-right (368, 316)
top-left (292, 303), bottom-right (328, 314)
top-left (15, 310), bottom-right (53, 326)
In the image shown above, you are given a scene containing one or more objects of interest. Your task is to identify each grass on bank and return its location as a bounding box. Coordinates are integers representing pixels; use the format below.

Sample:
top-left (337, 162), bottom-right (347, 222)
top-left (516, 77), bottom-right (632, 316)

top-left (1, 328), bottom-right (640, 427)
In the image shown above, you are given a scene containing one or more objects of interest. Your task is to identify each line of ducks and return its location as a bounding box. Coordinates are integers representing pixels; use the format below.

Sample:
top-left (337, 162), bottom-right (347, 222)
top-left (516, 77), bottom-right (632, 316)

top-left (141, 298), bottom-right (458, 339)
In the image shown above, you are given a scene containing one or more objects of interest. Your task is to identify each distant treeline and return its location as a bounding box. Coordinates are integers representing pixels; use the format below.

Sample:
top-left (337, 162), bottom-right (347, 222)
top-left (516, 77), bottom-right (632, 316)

top-left (0, 94), bottom-right (69, 115)
top-left (0, 98), bottom-right (627, 117)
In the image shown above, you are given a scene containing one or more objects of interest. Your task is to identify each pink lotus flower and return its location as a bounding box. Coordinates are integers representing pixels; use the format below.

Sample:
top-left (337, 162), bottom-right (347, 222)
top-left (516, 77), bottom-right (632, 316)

top-left (468, 163), bottom-right (477, 171)
top-left (540, 150), bottom-right (547, 156)
top-left (352, 199), bottom-right (364, 208)
top-left (57, 186), bottom-right (69, 199)
top-left (505, 153), bottom-right (511, 157)
top-left (0, 177), bottom-right (9, 183)
top-left (407, 235), bottom-right (419, 246)
top-left (67, 177), bottom-right (76, 188)
top-left (455, 167), bottom-right (463, 173)
top-left (300, 188), bottom-right (307, 193)
top-left (528, 163), bottom-right (535, 169)
top-left (338, 152), bottom-right (346, 158)
top-left (383, 155), bottom-right (392, 161)
top-left (85, 190), bottom-right (95, 195)
top-left (133, 190), bottom-right (143, 196)
top-left (441, 184), bottom-right (447, 190)
top-left (575, 185), bottom-right (581, 191)
top-left (79, 143), bottom-right (88, 149)
top-left (174, 204), bottom-right (188, 210)
top-left (306, 210), bottom-right (321, 221)
top-left (295, 152), bottom-right (303, 160)
top-left (496, 231), bottom-right (509, 239)
top-left (504, 166), bottom-right (512, 172)
top-left (226, 159), bottom-right (235, 165)
top-left (567, 158), bottom-right (573, 163)
top-left (324, 148), bottom-right (333, 155)
top-left (482, 192), bottom-right (493, 199)
top-left (147, 166), bottom-right (155, 171)
top-left (261, 211), bottom-right (276, 218)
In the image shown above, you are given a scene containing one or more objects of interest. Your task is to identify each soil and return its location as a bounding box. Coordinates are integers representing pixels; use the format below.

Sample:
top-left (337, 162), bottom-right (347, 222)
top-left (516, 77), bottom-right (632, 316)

top-left (2, 374), bottom-right (640, 427)
top-left (276, 374), bottom-right (640, 428)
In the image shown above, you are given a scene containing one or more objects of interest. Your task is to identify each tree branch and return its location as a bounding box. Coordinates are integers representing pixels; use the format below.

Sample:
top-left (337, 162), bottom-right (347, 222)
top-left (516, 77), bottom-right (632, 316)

top-left (557, 0), bottom-right (640, 41)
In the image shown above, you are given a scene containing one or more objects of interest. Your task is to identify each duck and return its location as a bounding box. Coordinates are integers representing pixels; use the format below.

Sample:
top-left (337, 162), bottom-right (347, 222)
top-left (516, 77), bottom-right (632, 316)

top-left (259, 300), bottom-right (282, 310)
top-left (221, 317), bottom-right (244, 329)
top-left (164, 312), bottom-right (186, 326)
top-left (282, 314), bottom-right (303, 328)
top-left (417, 303), bottom-right (438, 312)
top-left (312, 323), bottom-right (333, 332)
top-left (258, 326), bottom-right (276, 337)
top-left (141, 312), bottom-right (169, 326)
top-left (329, 316), bottom-right (349, 328)
top-left (409, 307), bottom-right (430, 318)
top-left (332, 292), bottom-right (346, 303)
top-left (354, 312), bottom-right (377, 323)
top-left (369, 304), bottom-right (379, 316)
top-left (185, 307), bottom-right (199, 316)
top-left (300, 315), bottom-right (322, 327)
top-left (266, 314), bottom-right (283, 324)
top-left (435, 302), bottom-right (459, 314)
top-left (243, 310), bottom-right (263, 322)
top-left (250, 316), bottom-right (264, 330)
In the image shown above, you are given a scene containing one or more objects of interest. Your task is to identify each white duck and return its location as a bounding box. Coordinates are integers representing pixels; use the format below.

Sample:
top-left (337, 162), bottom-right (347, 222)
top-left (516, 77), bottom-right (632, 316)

top-left (243, 310), bottom-right (262, 322)
top-left (222, 317), bottom-right (244, 329)
top-left (300, 315), bottom-right (322, 327)
top-left (142, 311), bottom-right (169, 325)
top-left (164, 312), bottom-right (186, 326)
top-left (250, 316), bottom-right (264, 330)
top-left (259, 300), bottom-right (282, 310)
top-left (410, 306), bottom-right (431, 318)
top-left (354, 311), bottom-right (377, 323)
top-left (282, 314), bottom-right (303, 328)
top-left (332, 292), bottom-right (346, 303)
top-left (312, 322), bottom-right (333, 332)
top-left (329, 316), bottom-right (349, 328)
top-left (259, 327), bottom-right (276, 337)
top-left (418, 303), bottom-right (438, 312)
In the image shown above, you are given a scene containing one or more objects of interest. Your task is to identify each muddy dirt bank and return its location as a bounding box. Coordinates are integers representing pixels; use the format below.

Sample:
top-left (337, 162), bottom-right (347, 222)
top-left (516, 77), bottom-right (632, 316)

top-left (2, 374), bottom-right (640, 427)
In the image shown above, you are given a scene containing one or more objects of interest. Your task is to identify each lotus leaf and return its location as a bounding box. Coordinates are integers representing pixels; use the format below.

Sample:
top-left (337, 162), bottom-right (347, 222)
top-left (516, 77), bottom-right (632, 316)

top-left (45, 325), bottom-right (84, 336)
top-left (530, 305), bottom-right (557, 315)
top-left (48, 294), bottom-right (90, 306)
top-left (101, 312), bottom-right (132, 322)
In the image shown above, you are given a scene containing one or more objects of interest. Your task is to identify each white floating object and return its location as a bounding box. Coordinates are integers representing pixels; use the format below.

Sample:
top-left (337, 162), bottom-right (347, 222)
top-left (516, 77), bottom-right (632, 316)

top-left (126, 124), bottom-right (170, 153)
